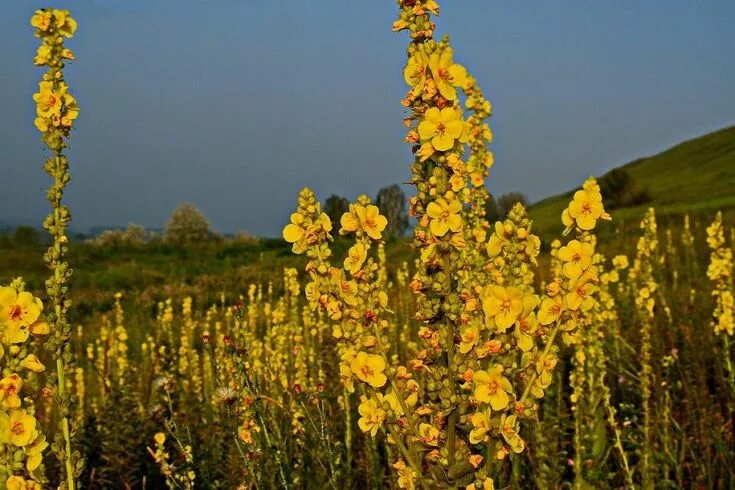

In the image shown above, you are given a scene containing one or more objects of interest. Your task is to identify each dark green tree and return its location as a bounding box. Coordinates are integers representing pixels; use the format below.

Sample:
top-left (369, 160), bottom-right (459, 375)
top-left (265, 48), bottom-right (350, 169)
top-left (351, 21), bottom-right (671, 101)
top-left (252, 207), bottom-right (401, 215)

top-left (598, 168), bottom-right (650, 209)
top-left (497, 192), bottom-right (529, 218)
top-left (13, 226), bottom-right (41, 247)
top-left (376, 184), bottom-right (409, 239)
top-left (484, 194), bottom-right (501, 224)
top-left (164, 203), bottom-right (213, 245)
top-left (323, 194), bottom-right (350, 230)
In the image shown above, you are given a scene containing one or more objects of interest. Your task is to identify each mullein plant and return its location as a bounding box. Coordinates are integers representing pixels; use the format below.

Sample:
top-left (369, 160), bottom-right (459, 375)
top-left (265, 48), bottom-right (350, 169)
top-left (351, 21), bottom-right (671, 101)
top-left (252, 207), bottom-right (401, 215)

top-left (630, 208), bottom-right (658, 488)
top-left (282, 2), bottom-right (611, 488)
top-left (30, 8), bottom-right (82, 489)
top-left (706, 212), bottom-right (734, 395)
top-left (0, 279), bottom-right (51, 489)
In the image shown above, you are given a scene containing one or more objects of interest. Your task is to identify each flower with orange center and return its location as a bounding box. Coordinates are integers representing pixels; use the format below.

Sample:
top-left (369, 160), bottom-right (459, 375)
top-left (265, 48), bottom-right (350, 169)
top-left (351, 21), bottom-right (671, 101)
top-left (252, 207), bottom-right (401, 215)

top-left (0, 410), bottom-right (37, 447)
top-left (0, 374), bottom-right (23, 409)
top-left (499, 414), bottom-right (525, 453)
top-left (458, 323), bottom-right (480, 354)
top-left (514, 295), bottom-right (540, 352)
top-left (469, 410), bottom-right (491, 444)
top-left (481, 285), bottom-right (523, 331)
top-left (418, 107), bottom-right (464, 152)
top-left (358, 205), bottom-right (388, 240)
top-left (344, 243), bottom-right (368, 275)
top-left (357, 398), bottom-right (385, 436)
top-left (538, 296), bottom-right (564, 325)
top-left (350, 352), bottom-right (387, 388)
top-left (404, 45), bottom-right (430, 98)
top-left (32, 81), bottom-right (62, 119)
top-left (473, 365), bottom-right (513, 410)
top-left (558, 239), bottom-right (593, 279)
top-left (426, 196), bottom-right (462, 237)
top-left (428, 46), bottom-right (467, 101)
top-left (30, 10), bottom-right (52, 32)
top-left (341, 204), bottom-right (388, 240)
top-left (419, 423), bottom-right (440, 446)
top-left (0, 287), bottom-right (42, 332)
top-left (565, 277), bottom-right (597, 311)
top-left (563, 179), bottom-right (610, 231)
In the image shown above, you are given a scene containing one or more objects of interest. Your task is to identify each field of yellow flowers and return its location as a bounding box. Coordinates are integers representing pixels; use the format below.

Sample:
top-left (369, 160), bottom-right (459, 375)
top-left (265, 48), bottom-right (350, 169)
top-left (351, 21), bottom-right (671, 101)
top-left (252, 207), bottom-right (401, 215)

top-left (2, 2), bottom-right (734, 489)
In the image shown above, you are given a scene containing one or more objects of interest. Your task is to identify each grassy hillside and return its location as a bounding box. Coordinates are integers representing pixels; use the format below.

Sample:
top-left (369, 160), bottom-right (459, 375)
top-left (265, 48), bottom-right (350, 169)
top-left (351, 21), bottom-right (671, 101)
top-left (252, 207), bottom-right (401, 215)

top-left (529, 126), bottom-right (735, 235)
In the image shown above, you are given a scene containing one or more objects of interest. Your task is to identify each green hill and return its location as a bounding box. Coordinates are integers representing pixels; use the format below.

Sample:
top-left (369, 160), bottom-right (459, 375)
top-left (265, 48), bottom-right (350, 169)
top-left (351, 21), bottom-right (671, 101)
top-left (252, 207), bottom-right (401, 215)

top-left (529, 125), bottom-right (735, 235)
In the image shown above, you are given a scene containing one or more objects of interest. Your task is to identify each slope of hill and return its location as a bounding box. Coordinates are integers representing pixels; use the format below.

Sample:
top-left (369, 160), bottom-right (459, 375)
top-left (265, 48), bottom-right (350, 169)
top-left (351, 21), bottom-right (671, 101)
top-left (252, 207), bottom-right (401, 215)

top-left (529, 126), bottom-right (735, 235)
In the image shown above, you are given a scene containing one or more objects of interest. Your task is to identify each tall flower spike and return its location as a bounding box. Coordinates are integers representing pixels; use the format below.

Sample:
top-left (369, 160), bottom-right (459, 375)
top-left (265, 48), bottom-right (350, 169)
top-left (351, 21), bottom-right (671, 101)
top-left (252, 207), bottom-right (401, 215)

top-left (31, 8), bottom-right (83, 489)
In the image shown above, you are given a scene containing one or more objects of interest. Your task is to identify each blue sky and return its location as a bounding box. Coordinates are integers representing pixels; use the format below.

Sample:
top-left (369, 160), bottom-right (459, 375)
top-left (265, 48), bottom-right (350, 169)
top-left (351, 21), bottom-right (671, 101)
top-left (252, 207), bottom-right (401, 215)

top-left (1, 0), bottom-right (733, 236)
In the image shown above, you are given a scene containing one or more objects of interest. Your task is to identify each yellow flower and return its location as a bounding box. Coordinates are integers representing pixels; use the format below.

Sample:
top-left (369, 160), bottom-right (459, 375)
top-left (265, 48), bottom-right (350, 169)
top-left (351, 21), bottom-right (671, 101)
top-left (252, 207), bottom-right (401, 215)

top-left (336, 276), bottom-right (359, 306)
top-left (469, 410), bottom-right (491, 444)
top-left (515, 295), bottom-right (540, 352)
top-left (54, 10), bottom-right (78, 38)
top-left (419, 423), bottom-right (440, 446)
top-left (482, 285), bottom-right (523, 331)
top-left (558, 240), bottom-right (593, 279)
top-left (6, 476), bottom-right (42, 490)
top-left (341, 205), bottom-right (388, 240)
top-left (32, 82), bottom-right (62, 119)
top-left (33, 45), bottom-right (51, 66)
top-left (0, 410), bottom-right (37, 447)
top-left (0, 288), bottom-right (42, 332)
top-left (20, 355), bottom-right (45, 373)
top-left (282, 213), bottom-right (310, 253)
top-left (357, 398), bottom-right (385, 436)
top-left (538, 296), bottom-right (564, 325)
top-left (154, 432), bottom-right (166, 446)
top-left (24, 435), bottom-right (48, 472)
top-left (565, 277), bottom-right (597, 311)
top-left (486, 221), bottom-right (507, 257)
top-left (428, 46), bottom-right (467, 101)
top-left (404, 46), bottom-right (429, 97)
top-left (340, 204), bottom-right (361, 233)
top-left (459, 323), bottom-right (480, 354)
top-left (350, 352), bottom-right (387, 388)
top-left (358, 205), bottom-right (388, 240)
top-left (500, 414), bottom-right (525, 453)
top-left (344, 243), bottom-right (368, 275)
top-left (473, 365), bottom-right (513, 410)
top-left (30, 10), bottom-right (52, 31)
top-left (426, 196), bottom-right (462, 237)
top-left (418, 107), bottom-right (464, 152)
top-left (612, 255), bottom-right (629, 270)
top-left (0, 374), bottom-right (23, 409)
top-left (393, 460), bottom-right (417, 489)
top-left (60, 92), bottom-right (80, 127)
top-left (29, 320), bottom-right (50, 336)
top-left (566, 187), bottom-right (608, 231)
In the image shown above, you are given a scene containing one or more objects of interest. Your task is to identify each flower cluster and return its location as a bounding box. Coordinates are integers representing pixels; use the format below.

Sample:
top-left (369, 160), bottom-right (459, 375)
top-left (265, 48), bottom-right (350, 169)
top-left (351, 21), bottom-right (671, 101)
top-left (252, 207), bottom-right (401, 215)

top-left (286, 0), bottom-right (614, 486)
top-left (0, 281), bottom-right (50, 488)
top-left (706, 212), bottom-right (733, 336)
top-left (31, 9), bottom-right (78, 149)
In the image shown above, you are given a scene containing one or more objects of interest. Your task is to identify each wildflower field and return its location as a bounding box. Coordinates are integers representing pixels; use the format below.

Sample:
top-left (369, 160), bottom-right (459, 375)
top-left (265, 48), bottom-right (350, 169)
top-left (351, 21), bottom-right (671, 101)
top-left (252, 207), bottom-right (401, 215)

top-left (2, 2), bottom-right (735, 489)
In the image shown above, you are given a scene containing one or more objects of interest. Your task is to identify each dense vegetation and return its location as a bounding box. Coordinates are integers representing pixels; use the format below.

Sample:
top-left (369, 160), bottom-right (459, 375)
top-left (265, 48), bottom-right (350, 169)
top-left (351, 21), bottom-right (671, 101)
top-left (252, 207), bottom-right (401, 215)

top-left (1, 3), bottom-right (733, 490)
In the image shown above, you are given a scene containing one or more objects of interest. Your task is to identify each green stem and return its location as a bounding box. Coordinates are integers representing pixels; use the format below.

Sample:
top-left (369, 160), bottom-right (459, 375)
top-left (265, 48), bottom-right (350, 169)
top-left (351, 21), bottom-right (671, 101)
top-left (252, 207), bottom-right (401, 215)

top-left (56, 357), bottom-right (76, 490)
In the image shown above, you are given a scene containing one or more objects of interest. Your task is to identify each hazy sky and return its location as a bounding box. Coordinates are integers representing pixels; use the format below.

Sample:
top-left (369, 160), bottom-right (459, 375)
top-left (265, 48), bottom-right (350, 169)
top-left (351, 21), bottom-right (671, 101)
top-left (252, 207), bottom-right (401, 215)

top-left (1, 1), bottom-right (733, 236)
